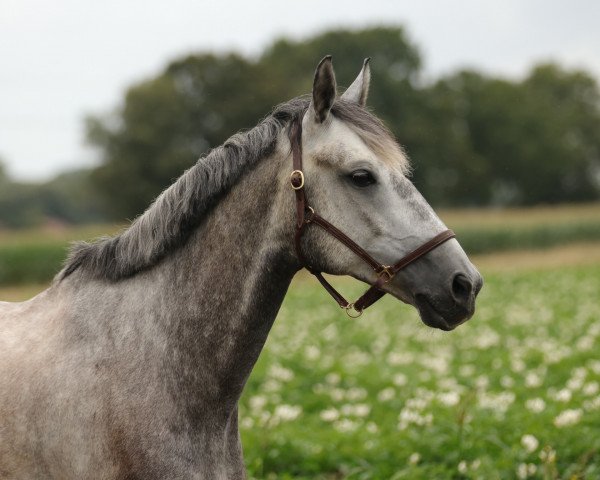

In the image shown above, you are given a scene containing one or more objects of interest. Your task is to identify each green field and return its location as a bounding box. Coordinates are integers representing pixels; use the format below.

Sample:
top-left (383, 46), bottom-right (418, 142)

top-left (239, 263), bottom-right (600, 479)
top-left (2, 203), bottom-right (600, 285)
top-left (1, 207), bottom-right (600, 479)
top-left (0, 224), bottom-right (122, 285)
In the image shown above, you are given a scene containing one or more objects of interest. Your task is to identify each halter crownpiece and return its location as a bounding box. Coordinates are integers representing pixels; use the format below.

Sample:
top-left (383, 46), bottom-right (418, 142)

top-left (289, 118), bottom-right (456, 317)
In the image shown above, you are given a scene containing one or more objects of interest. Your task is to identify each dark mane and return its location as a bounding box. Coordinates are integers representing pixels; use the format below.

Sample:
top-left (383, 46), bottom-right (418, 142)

top-left (60, 97), bottom-right (401, 281)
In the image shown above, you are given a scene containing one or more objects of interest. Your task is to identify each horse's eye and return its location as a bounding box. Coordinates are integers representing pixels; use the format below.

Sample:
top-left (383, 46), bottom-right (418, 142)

top-left (350, 169), bottom-right (376, 188)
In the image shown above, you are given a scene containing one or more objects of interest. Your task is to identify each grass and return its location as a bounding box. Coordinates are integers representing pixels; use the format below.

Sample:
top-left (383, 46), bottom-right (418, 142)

top-left (0, 283), bottom-right (47, 302)
top-left (239, 262), bottom-right (600, 479)
top-left (439, 203), bottom-right (600, 255)
top-left (438, 202), bottom-right (600, 229)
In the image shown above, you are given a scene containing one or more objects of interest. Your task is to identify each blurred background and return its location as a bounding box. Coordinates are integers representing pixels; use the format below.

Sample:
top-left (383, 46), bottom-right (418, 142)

top-left (1, 1), bottom-right (600, 479)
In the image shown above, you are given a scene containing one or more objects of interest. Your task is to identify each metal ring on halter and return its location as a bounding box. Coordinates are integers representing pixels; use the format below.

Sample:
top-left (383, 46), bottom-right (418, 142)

top-left (304, 206), bottom-right (315, 223)
top-left (344, 303), bottom-right (363, 318)
top-left (290, 170), bottom-right (305, 190)
top-left (377, 266), bottom-right (394, 283)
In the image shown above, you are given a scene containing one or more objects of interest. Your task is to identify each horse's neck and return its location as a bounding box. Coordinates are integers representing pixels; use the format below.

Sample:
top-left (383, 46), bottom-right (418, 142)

top-left (157, 148), bottom-right (297, 415)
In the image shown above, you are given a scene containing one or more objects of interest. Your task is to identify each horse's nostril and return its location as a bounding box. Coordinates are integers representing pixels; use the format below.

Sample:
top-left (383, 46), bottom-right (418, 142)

top-left (452, 273), bottom-right (473, 305)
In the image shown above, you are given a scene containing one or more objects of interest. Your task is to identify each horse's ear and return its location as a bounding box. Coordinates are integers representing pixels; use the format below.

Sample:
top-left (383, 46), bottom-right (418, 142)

top-left (308, 56), bottom-right (337, 123)
top-left (341, 58), bottom-right (370, 106)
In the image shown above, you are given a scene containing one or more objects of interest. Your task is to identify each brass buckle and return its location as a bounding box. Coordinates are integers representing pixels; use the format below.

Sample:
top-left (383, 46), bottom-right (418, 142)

top-left (377, 266), bottom-right (394, 283)
top-left (344, 303), bottom-right (363, 318)
top-left (290, 170), bottom-right (305, 190)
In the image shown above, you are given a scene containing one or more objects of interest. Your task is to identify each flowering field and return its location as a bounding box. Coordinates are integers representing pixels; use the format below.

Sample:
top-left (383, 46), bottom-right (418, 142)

top-left (240, 263), bottom-right (600, 479)
top-left (1, 229), bottom-right (599, 478)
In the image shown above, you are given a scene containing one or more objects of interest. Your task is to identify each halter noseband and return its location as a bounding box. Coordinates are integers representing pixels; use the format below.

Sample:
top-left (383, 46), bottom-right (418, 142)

top-left (289, 118), bottom-right (456, 318)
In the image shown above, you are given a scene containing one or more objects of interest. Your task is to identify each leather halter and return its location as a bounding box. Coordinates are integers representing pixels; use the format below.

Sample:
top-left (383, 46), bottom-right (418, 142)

top-left (289, 118), bottom-right (456, 317)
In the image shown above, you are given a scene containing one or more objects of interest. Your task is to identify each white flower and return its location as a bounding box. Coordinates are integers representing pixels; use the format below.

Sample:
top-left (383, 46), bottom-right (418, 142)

top-left (346, 387), bottom-right (367, 401)
top-left (583, 381), bottom-right (599, 396)
top-left (589, 360), bottom-right (600, 375)
top-left (304, 345), bottom-right (320, 360)
top-left (525, 398), bottom-right (546, 413)
top-left (584, 395), bottom-right (600, 411)
top-left (320, 408), bottom-right (339, 422)
top-left (525, 372), bottom-right (542, 388)
top-left (397, 408), bottom-right (433, 430)
top-left (334, 418), bottom-right (358, 433)
top-left (340, 403), bottom-right (370, 417)
top-left (527, 464), bottom-right (537, 475)
top-left (553, 409), bottom-right (582, 427)
top-left (478, 391), bottom-right (515, 413)
top-left (387, 351), bottom-right (414, 365)
top-left (521, 434), bottom-right (539, 453)
top-left (377, 387), bottom-right (395, 402)
top-left (269, 364), bottom-right (294, 382)
top-left (330, 388), bottom-right (345, 402)
top-left (458, 460), bottom-right (468, 474)
top-left (567, 377), bottom-right (584, 390)
top-left (517, 462), bottom-right (537, 479)
top-left (511, 359), bottom-right (526, 373)
top-left (406, 397), bottom-right (429, 411)
top-left (249, 395), bottom-right (267, 411)
top-left (393, 373), bottom-right (408, 386)
top-left (273, 404), bottom-right (301, 422)
top-left (353, 403), bottom-right (371, 417)
top-left (325, 372), bottom-right (341, 385)
top-left (263, 379), bottom-right (281, 392)
top-left (539, 446), bottom-right (556, 462)
top-left (408, 452), bottom-right (421, 465)
top-left (438, 391), bottom-right (460, 407)
top-left (501, 376), bottom-right (515, 388)
top-left (577, 336), bottom-right (594, 351)
top-left (475, 375), bottom-right (490, 390)
top-left (421, 356), bottom-right (448, 374)
top-left (366, 421), bottom-right (378, 433)
top-left (240, 417), bottom-right (254, 429)
top-left (553, 388), bottom-right (572, 403)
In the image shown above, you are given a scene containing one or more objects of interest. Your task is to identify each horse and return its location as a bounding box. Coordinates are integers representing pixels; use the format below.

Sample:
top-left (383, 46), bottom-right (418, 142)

top-left (0, 57), bottom-right (482, 479)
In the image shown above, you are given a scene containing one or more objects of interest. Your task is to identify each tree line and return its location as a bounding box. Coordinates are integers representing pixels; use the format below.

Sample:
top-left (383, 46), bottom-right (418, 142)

top-left (2, 26), bottom-right (599, 226)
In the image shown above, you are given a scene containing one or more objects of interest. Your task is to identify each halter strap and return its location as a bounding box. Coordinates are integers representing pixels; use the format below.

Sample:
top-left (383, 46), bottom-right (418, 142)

top-left (289, 118), bottom-right (455, 317)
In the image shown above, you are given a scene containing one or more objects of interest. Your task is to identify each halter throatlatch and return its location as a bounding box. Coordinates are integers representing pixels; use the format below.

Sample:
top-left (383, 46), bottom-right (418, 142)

top-left (289, 118), bottom-right (456, 317)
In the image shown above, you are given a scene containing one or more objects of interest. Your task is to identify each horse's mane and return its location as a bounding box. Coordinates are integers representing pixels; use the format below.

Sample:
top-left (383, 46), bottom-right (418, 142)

top-left (60, 96), bottom-right (402, 281)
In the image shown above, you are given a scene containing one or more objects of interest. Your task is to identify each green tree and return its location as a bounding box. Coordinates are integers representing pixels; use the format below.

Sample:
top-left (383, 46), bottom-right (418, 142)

top-left (0, 159), bottom-right (8, 186)
top-left (88, 53), bottom-right (279, 219)
top-left (0, 158), bottom-right (103, 228)
top-left (412, 65), bottom-right (600, 206)
top-left (521, 64), bottom-right (600, 202)
top-left (87, 27), bottom-right (422, 219)
top-left (86, 27), bottom-right (600, 216)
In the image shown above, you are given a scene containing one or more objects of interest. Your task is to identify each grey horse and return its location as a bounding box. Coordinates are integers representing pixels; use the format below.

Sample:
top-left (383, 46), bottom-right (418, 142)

top-left (0, 57), bottom-right (482, 479)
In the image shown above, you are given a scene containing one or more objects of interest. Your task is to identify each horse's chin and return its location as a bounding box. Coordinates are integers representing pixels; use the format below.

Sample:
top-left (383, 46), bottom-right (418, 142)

top-left (414, 295), bottom-right (456, 331)
top-left (381, 279), bottom-right (472, 332)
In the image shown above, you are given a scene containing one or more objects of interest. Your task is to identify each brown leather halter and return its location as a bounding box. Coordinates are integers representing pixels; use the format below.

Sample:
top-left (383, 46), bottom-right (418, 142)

top-left (289, 118), bottom-right (456, 317)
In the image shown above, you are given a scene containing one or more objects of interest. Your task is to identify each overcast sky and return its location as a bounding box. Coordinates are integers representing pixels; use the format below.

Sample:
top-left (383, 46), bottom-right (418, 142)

top-left (2, 0), bottom-right (599, 181)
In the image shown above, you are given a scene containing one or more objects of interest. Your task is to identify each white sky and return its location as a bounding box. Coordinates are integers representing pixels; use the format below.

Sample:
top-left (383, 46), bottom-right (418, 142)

top-left (1, 0), bottom-right (599, 181)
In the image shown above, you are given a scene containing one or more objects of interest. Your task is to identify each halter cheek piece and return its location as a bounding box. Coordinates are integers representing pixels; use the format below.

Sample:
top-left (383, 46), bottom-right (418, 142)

top-left (289, 118), bottom-right (456, 318)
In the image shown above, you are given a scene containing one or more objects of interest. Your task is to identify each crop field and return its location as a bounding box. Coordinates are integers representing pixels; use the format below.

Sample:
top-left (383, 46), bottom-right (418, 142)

top-left (2, 203), bottom-right (600, 285)
top-left (239, 258), bottom-right (600, 479)
top-left (1, 206), bottom-right (600, 479)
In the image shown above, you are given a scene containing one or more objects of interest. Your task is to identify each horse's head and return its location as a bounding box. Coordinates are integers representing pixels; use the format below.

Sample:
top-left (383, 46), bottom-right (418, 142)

top-left (294, 57), bottom-right (483, 330)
